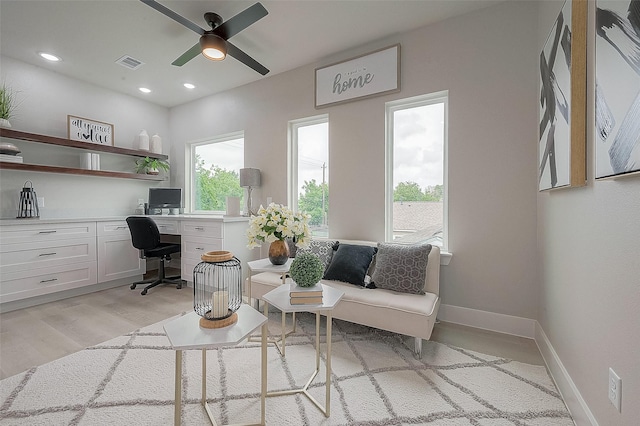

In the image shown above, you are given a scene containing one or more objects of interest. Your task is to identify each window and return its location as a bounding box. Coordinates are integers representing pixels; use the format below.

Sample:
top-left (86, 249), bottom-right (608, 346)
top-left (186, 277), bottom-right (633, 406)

top-left (186, 132), bottom-right (244, 213)
top-left (385, 91), bottom-right (448, 249)
top-left (288, 115), bottom-right (329, 238)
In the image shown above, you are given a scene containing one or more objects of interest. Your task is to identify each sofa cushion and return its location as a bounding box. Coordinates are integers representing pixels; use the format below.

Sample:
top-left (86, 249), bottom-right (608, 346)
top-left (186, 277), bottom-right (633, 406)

top-left (296, 239), bottom-right (337, 269)
top-left (323, 243), bottom-right (377, 286)
top-left (370, 243), bottom-right (432, 294)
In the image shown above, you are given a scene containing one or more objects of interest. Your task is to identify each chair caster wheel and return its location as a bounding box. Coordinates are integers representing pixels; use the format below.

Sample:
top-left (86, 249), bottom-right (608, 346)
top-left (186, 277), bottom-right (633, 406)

top-left (130, 284), bottom-right (137, 290)
top-left (141, 289), bottom-right (147, 295)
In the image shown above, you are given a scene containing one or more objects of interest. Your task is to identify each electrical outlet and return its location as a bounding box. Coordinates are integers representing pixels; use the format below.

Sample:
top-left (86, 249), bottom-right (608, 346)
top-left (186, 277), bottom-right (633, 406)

top-left (608, 368), bottom-right (622, 412)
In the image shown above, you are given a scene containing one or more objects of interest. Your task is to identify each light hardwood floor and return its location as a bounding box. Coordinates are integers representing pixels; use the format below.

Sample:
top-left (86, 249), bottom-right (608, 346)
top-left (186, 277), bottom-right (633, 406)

top-left (0, 283), bottom-right (544, 380)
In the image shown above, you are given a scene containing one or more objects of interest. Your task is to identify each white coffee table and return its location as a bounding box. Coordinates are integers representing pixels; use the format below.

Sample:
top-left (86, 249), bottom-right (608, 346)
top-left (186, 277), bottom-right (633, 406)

top-left (164, 304), bottom-right (268, 426)
top-left (261, 284), bottom-right (344, 417)
top-left (246, 258), bottom-right (296, 355)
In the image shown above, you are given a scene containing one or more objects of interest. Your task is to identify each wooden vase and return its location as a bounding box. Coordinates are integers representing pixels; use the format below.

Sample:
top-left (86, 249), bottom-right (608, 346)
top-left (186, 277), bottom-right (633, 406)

top-left (268, 240), bottom-right (290, 265)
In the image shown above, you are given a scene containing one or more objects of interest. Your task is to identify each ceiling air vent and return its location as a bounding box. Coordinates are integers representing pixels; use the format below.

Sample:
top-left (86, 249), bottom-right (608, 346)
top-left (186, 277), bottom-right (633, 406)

top-left (115, 55), bottom-right (145, 70)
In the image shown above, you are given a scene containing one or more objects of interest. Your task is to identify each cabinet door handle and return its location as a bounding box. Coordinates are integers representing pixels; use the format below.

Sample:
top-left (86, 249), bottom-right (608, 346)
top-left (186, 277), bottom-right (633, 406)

top-left (116, 226), bottom-right (127, 230)
top-left (39, 252), bottom-right (57, 256)
top-left (195, 247), bottom-right (205, 251)
top-left (195, 227), bottom-right (205, 231)
top-left (40, 278), bottom-right (58, 283)
top-left (38, 230), bottom-right (57, 234)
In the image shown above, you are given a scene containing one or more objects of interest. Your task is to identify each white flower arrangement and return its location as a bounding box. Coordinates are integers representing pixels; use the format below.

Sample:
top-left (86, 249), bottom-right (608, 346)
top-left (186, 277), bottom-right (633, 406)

top-left (246, 203), bottom-right (311, 249)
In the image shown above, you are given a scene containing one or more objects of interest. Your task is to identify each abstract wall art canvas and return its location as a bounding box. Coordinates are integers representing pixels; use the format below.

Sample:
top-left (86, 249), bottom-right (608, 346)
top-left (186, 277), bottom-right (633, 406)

top-left (595, 0), bottom-right (640, 179)
top-left (539, 0), bottom-right (587, 191)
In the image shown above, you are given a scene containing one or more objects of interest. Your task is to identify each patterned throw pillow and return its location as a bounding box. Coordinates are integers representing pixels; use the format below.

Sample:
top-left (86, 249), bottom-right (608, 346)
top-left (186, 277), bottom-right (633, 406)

top-left (296, 239), bottom-right (337, 269)
top-left (323, 243), bottom-right (377, 287)
top-left (370, 243), bottom-right (432, 294)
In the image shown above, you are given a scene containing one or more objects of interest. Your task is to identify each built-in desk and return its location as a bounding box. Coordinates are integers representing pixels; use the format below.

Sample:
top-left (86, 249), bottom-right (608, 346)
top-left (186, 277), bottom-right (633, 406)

top-left (146, 215), bottom-right (254, 284)
top-left (0, 215), bottom-right (256, 311)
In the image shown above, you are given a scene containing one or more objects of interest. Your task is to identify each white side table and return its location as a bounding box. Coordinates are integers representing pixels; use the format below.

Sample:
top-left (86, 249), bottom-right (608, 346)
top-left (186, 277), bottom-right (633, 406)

top-left (246, 258), bottom-right (296, 355)
top-left (261, 284), bottom-right (344, 417)
top-left (164, 304), bottom-right (268, 426)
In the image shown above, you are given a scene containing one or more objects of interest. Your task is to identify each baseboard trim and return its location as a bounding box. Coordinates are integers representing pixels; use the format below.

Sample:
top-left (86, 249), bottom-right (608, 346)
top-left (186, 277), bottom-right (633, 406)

top-left (438, 303), bottom-right (536, 338)
top-left (0, 278), bottom-right (135, 313)
top-left (535, 323), bottom-right (598, 426)
top-left (438, 303), bottom-right (596, 426)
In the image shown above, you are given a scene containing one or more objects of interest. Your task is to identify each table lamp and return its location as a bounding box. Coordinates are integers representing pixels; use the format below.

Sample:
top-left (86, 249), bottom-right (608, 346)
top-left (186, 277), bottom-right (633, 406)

top-left (239, 168), bottom-right (261, 216)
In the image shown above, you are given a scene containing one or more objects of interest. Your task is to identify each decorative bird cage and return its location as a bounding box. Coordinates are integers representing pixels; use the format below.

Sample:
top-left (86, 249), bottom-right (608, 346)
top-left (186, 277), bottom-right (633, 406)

top-left (193, 251), bottom-right (242, 329)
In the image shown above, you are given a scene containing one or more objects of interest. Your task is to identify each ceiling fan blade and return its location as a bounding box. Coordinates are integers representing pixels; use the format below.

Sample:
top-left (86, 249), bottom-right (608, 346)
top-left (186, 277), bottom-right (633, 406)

top-left (213, 3), bottom-right (268, 40)
top-left (140, 0), bottom-right (205, 35)
top-left (171, 42), bottom-right (202, 66)
top-left (226, 41), bottom-right (269, 75)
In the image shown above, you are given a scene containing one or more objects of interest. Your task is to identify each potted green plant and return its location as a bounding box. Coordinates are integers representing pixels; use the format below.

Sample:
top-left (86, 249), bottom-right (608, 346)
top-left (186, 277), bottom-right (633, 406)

top-left (0, 83), bottom-right (17, 128)
top-left (289, 252), bottom-right (324, 287)
top-left (135, 156), bottom-right (170, 175)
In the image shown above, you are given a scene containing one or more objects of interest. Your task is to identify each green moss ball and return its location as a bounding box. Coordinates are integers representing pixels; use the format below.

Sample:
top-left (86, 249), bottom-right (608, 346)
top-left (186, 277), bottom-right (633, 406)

top-left (289, 252), bottom-right (324, 287)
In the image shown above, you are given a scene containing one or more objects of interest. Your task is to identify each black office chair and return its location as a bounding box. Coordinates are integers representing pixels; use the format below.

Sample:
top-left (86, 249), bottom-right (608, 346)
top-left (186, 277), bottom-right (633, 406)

top-left (126, 216), bottom-right (183, 295)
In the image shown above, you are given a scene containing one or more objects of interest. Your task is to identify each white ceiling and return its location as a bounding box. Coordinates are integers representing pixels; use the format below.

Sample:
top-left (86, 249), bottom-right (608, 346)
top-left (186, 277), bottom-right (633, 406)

top-left (0, 0), bottom-right (502, 108)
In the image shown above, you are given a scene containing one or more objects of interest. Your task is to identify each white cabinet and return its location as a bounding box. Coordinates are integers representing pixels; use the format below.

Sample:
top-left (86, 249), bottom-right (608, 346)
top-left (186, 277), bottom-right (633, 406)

top-left (0, 221), bottom-right (97, 303)
top-left (96, 220), bottom-right (145, 283)
top-left (179, 219), bottom-right (254, 284)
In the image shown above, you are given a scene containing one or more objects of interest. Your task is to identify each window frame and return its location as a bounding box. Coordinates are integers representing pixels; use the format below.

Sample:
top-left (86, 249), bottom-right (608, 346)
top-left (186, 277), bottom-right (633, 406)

top-left (287, 114), bottom-right (329, 214)
top-left (184, 131), bottom-right (245, 214)
top-left (384, 91), bottom-right (449, 250)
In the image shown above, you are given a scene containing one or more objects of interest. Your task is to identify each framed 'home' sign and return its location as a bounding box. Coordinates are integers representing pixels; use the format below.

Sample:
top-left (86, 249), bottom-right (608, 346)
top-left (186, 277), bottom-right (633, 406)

top-left (315, 44), bottom-right (401, 108)
top-left (67, 115), bottom-right (114, 146)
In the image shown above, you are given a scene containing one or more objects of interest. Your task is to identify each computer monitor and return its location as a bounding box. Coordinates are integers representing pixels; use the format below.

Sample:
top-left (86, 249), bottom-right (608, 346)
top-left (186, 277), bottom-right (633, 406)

top-left (148, 188), bottom-right (182, 210)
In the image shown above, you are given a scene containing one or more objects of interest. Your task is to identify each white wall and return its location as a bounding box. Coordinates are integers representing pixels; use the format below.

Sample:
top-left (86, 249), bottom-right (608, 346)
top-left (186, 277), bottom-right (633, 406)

top-left (537, 1), bottom-right (640, 425)
top-left (170, 0), bottom-right (540, 319)
top-left (0, 56), bottom-right (171, 218)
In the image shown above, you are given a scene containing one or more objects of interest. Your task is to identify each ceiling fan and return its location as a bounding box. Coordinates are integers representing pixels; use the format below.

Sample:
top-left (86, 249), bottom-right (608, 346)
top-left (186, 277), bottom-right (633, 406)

top-left (140, 0), bottom-right (269, 75)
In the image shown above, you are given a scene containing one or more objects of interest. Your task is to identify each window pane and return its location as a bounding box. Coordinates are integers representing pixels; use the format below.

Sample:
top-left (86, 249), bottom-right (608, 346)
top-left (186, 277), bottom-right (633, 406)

top-left (296, 121), bottom-right (329, 238)
top-left (392, 102), bottom-right (445, 246)
top-left (192, 137), bottom-right (244, 212)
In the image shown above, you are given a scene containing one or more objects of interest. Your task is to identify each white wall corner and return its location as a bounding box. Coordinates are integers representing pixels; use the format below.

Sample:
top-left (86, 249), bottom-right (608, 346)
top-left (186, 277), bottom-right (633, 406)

top-left (438, 304), bottom-right (536, 338)
top-left (534, 323), bottom-right (599, 426)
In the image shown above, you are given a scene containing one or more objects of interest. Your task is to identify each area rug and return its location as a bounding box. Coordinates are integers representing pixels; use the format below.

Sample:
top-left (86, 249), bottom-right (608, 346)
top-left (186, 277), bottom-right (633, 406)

top-left (0, 312), bottom-right (573, 425)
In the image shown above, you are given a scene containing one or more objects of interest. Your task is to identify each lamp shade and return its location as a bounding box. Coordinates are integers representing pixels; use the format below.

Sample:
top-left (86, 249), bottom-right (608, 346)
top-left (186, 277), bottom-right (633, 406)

top-left (200, 33), bottom-right (227, 60)
top-left (240, 168), bottom-right (261, 187)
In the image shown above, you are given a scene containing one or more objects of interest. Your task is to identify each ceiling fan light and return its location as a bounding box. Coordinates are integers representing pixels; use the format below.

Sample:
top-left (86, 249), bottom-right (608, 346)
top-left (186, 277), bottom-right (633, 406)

top-left (200, 34), bottom-right (227, 61)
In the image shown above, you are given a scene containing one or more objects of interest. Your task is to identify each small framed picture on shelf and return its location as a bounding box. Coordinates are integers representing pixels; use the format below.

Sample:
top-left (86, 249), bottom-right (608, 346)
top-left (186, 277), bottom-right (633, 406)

top-left (67, 115), bottom-right (114, 146)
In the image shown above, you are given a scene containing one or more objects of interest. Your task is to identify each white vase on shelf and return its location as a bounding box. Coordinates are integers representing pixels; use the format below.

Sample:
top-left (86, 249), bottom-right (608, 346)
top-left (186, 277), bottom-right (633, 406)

top-left (150, 134), bottom-right (162, 154)
top-left (138, 130), bottom-right (149, 151)
top-left (0, 118), bottom-right (11, 128)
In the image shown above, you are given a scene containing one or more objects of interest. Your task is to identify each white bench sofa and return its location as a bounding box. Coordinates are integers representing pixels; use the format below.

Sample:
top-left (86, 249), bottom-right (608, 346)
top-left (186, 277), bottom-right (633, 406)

top-left (247, 241), bottom-right (440, 358)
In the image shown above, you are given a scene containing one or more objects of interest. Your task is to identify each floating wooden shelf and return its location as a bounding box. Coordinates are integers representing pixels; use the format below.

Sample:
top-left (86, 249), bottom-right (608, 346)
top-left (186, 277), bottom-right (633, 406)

top-left (0, 128), bottom-right (168, 181)
top-left (0, 128), bottom-right (168, 159)
top-left (0, 162), bottom-right (166, 181)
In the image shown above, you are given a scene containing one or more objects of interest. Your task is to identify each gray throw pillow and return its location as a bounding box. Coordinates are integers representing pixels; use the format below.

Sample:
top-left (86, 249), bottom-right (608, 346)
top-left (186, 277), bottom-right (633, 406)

top-left (297, 239), bottom-right (337, 269)
top-left (370, 243), bottom-right (432, 294)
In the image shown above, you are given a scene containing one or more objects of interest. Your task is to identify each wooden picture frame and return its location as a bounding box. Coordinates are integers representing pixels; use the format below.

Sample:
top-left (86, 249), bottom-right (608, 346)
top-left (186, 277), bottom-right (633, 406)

top-left (315, 44), bottom-right (400, 109)
top-left (538, 0), bottom-right (586, 191)
top-left (67, 115), bottom-right (114, 146)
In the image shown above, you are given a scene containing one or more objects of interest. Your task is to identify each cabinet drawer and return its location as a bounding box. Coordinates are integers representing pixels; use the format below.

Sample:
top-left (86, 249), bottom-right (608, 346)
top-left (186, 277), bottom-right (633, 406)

top-left (96, 220), bottom-right (131, 237)
top-left (0, 261), bottom-right (97, 303)
top-left (181, 221), bottom-right (223, 238)
top-left (0, 222), bottom-right (96, 244)
top-left (0, 238), bottom-right (97, 273)
top-left (182, 236), bottom-right (222, 260)
top-left (151, 219), bottom-right (179, 235)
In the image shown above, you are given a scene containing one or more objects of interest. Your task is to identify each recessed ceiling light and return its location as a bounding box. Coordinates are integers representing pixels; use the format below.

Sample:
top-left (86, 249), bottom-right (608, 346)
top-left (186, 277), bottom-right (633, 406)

top-left (39, 52), bottom-right (60, 62)
top-left (139, 87), bottom-right (151, 94)
top-left (183, 83), bottom-right (195, 89)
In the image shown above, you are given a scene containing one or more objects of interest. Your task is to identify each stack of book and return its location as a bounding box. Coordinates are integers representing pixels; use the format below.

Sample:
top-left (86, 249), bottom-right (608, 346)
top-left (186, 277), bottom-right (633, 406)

top-left (289, 283), bottom-right (323, 305)
top-left (0, 154), bottom-right (23, 163)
